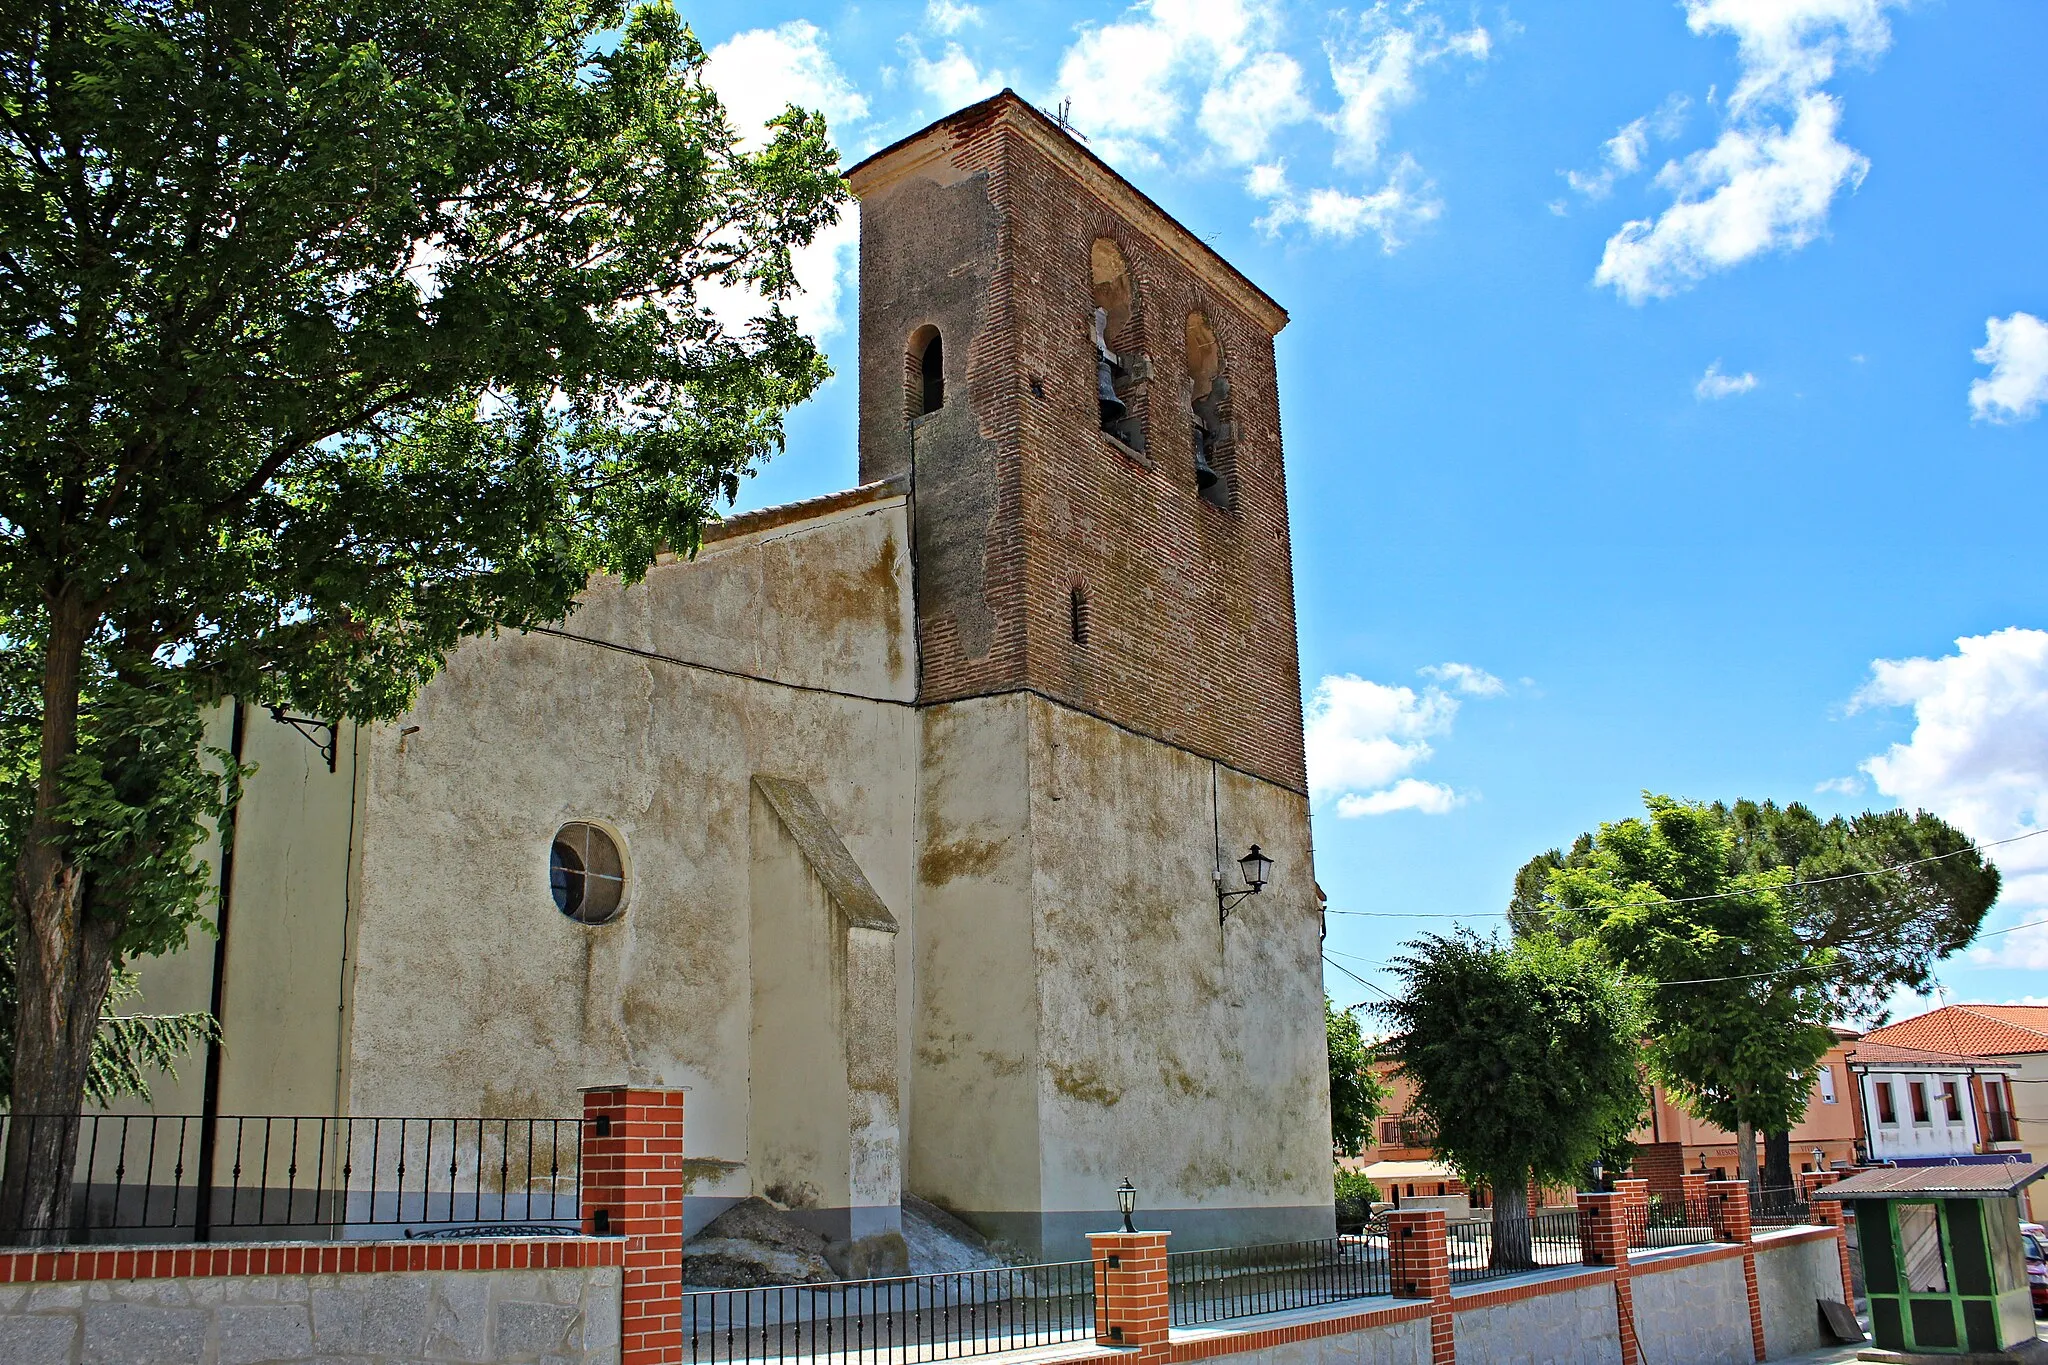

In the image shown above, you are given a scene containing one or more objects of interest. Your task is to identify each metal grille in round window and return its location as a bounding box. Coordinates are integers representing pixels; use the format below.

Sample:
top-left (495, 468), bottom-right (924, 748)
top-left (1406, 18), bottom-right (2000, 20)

top-left (550, 822), bottom-right (625, 924)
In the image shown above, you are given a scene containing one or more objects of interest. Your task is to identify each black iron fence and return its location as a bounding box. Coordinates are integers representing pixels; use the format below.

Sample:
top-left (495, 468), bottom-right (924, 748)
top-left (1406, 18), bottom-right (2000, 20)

top-left (680, 1260), bottom-right (1095, 1365)
top-left (0, 1112), bottom-right (582, 1244)
top-left (1749, 1185), bottom-right (1812, 1230)
top-left (1445, 1209), bottom-right (1582, 1285)
top-left (1168, 1236), bottom-right (1391, 1326)
top-left (1625, 1195), bottom-right (1715, 1249)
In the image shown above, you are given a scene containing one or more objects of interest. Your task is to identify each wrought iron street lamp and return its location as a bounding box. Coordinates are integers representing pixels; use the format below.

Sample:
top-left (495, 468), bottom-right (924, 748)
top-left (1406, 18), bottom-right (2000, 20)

top-left (1217, 844), bottom-right (1273, 925)
top-left (1117, 1179), bottom-right (1138, 1233)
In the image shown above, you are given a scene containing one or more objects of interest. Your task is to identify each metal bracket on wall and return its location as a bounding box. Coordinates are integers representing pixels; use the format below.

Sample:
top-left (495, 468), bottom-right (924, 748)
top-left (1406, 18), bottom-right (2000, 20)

top-left (266, 706), bottom-right (338, 771)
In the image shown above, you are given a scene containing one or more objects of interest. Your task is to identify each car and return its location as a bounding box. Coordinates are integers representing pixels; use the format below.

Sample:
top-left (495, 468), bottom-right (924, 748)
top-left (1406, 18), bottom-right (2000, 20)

top-left (2024, 1222), bottom-right (2047, 1315)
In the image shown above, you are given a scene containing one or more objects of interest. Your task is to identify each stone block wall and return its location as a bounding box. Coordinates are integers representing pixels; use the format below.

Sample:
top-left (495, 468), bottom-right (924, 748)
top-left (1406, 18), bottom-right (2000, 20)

top-left (1629, 1254), bottom-right (1754, 1365)
top-left (0, 1263), bottom-right (619, 1365)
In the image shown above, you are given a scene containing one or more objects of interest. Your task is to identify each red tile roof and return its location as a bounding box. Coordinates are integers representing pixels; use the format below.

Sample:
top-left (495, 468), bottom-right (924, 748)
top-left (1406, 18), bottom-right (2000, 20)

top-left (1846, 1040), bottom-right (2019, 1070)
top-left (1862, 1005), bottom-right (2048, 1057)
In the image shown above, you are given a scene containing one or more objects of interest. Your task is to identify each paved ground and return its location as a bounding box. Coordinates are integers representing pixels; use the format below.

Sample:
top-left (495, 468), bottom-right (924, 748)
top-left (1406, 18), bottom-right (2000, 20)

top-left (1772, 1318), bottom-right (2048, 1363)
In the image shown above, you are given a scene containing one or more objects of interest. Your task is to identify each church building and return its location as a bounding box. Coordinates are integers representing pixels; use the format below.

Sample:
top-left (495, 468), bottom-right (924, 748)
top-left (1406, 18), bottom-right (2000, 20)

top-left (129, 91), bottom-right (1335, 1269)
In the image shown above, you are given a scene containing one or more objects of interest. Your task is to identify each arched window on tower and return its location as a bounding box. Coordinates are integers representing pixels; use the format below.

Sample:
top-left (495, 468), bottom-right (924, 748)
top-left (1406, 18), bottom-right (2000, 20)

top-left (1186, 311), bottom-right (1233, 510)
top-left (908, 326), bottom-right (944, 418)
top-left (1090, 239), bottom-right (1144, 450)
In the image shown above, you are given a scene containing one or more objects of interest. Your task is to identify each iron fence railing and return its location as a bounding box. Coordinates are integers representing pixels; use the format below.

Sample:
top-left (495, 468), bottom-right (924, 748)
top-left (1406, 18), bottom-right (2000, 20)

top-left (1168, 1236), bottom-right (1391, 1326)
top-left (680, 1260), bottom-right (1095, 1364)
top-left (1625, 1195), bottom-right (1714, 1249)
top-left (1445, 1210), bottom-right (1582, 1285)
top-left (1749, 1185), bottom-right (1812, 1230)
top-left (0, 1113), bottom-right (582, 1244)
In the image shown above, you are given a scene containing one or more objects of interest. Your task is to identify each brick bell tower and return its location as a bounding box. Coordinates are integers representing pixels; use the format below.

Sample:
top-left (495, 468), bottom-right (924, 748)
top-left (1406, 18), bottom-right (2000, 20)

top-left (848, 93), bottom-right (1330, 1258)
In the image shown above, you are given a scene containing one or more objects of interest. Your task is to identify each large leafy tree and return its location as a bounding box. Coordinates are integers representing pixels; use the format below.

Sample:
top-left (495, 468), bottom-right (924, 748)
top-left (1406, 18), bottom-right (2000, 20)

top-left (0, 0), bottom-right (844, 1241)
top-left (1376, 931), bottom-right (1647, 1268)
top-left (1326, 995), bottom-right (1388, 1161)
top-left (1547, 796), bottom-right (1838, 1191)
top-left (1512, 800), bottom-right (1998, 1019)
top-left (1513, 797), bottom-right (1997, 1186)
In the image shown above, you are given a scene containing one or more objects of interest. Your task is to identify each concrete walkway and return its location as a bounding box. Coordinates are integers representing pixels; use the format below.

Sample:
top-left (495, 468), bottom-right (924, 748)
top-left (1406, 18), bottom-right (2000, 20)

top-left (1772, 1320), bottom-right (2047, 1363)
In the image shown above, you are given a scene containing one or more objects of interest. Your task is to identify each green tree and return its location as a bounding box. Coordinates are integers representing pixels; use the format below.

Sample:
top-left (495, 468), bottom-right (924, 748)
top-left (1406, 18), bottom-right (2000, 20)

top-left (1375, 931), bottom-right (1647, 1268)
top-left (1513, 801), bottom-right (1998, 1020)
top-left (0, 0), bottom-right (845, 1240)
top-left (1326, 995), bottom-right (1388, 1161)
top-left (1548, 796), bottom-right (1837, 1191)
top-left (1513, 796), bottom-right (1998, 1187)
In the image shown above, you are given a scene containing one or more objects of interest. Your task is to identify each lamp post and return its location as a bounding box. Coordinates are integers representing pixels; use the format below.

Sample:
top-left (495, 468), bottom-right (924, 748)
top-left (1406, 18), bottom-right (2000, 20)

top-left (1591, 1159), bottom-right (1606, 1194)
top-left (1217, 844), bottom-right (1274, 925)
top-left (1117, 1179), bottom-right (1138, 1234)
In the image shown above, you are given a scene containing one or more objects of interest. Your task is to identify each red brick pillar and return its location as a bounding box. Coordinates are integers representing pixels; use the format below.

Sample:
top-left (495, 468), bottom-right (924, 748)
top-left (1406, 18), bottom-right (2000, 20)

top-left (1705, 1179), bottom-right (1753, 1245)
top-left (1386, 1209), bottom-right (1453, 1365)
top-left (1088, 1231), bottom-right (1171, 1362)
top-left (1614, 1178), bottom-right (1649, 1249)
top-left (1810, 1175), bottom-right (1856, 1308)
top-left (1680, 1171), bottom-right (1709, 1229)
top-left (1575, 1193), bottom-right (1639, 1365)
top-left (1705, 1181), bottom-right (1765, 1363)
top-left (1576, 1191), bottom-right (1630, 1267)
top-left (581, 1086), bottom-right (686, 1365)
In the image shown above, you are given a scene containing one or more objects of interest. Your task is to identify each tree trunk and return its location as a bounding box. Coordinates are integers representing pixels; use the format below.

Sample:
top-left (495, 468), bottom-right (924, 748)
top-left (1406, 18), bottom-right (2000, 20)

top-left (1763, 1129), bottom-right (1793, 1194)
top-left (1490, 1174), bottom-right (1534, 1270)
top-left (0, 597), bottom-right (119, 1246)
top-left (1735, 1119), bottom-right (1761, 1192)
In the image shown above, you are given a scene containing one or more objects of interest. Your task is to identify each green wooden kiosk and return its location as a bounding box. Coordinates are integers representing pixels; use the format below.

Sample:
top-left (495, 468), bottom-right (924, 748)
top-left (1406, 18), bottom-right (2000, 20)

top-left (1813, 1160), bottom-right (2046, 1361)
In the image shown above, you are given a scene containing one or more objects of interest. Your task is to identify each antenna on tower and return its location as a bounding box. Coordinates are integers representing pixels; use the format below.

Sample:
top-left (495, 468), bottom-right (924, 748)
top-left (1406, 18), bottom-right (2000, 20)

top-left (1043, 98), bottom-right (1088, 141)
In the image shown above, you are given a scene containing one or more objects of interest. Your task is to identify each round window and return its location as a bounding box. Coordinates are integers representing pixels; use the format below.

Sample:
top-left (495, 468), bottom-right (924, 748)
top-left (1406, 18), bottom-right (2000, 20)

top-left (550, 822), bottom-right (625, 924)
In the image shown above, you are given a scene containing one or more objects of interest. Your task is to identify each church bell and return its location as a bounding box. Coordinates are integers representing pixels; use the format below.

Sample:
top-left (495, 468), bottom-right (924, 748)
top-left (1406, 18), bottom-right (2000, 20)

top-left (1098, 357), bottom-right (1128, 427)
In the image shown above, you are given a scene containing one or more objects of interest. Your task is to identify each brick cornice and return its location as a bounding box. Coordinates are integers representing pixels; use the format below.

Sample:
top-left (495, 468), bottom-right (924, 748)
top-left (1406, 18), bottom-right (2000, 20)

top-left (0, 1236), bottom-right (620, 1284)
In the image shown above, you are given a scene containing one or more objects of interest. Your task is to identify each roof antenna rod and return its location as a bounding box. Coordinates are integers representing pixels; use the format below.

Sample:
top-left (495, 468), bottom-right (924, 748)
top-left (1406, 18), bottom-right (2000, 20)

top-left (1045, 98), bottom-right (1088, 141)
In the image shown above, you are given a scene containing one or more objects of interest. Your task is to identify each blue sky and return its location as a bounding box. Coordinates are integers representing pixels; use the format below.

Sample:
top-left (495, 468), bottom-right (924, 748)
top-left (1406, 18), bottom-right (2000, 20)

top-left (688, 0), bottom-right (2048, 1019)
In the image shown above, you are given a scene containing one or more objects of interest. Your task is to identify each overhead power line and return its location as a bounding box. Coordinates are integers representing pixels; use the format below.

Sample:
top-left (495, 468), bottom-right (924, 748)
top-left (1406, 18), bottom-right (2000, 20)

top-left (1321, 827), bottom-right (2048, 924)
top-left (1320, 916), bottom-right (2048, 990)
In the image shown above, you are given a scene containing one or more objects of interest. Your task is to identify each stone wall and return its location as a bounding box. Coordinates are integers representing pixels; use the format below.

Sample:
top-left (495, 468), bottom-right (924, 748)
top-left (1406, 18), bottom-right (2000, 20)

top-left (1754, 1233), bottom-right (1843, 1360)
top-left (1631, 1254), bottom-right (1755, 1365)
top-left (0, 1264), bottom-right (618, 1365)
top-left (1449, 1281), bottom-right (1623, 1365)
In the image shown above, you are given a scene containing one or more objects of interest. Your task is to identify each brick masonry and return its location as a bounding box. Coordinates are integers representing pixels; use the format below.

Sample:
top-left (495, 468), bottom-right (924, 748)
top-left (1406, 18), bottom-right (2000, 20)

top-left (580, 1086), bottom-right (685, 1365)
top-left (850, 93), bottom-right (1310, 796)
top-left (1089, 1230), bottom-right (1172, 1362)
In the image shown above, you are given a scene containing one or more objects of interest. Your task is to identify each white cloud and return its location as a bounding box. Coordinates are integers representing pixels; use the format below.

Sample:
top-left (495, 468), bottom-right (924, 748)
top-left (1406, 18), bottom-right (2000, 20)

top-left (903, 39), bottom-right (1009, 111)
top-left (705, 22), bottom-right (869, 153)
top-left (1596, 94), bottom-right (1867, 303)
top-left (1814, 775), bottom-right (1863, 796)
top-left (1249, 155), bottom-right (1440, 251)
top-left (1052, 0), bottom-right (1480, 245)
top-left (1338, 779), bottom-right (1463, 817)
top-left (1852, 628), bottom-right (2048, 969)
top-left (1595, 1), bottom-right (1892, 302)
top-left (1418, 662), bottom-right (1506, 697)
top-left (926, 0), bottom-right (982, 36)
top-left (1567, 96), bottom-right (1689, 201)
top-left (702, 24), bottom-right (869, 341)
top-left (1200, 52), bottom-right (1313, 165)
top-left (1325, 9), bottom-right (1490, 171)
top-left (1054, 0), bottom-right (1266, 161)
top-left (1305, 670), bottom-right (1496, 817)
top-left (1969, 312), bottom-right (2048, 425)
top-left (1686, 0), bottom-right (1893, 116)
top-left (1695, 360), bottom-right (1759, 399)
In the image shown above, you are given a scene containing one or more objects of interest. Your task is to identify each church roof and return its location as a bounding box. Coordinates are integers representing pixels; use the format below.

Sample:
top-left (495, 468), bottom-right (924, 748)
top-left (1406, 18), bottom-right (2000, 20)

top-left (846, 90), bottom-right (1289, 334)
top-left (1863, 1005), bottom-right (2048, 1058)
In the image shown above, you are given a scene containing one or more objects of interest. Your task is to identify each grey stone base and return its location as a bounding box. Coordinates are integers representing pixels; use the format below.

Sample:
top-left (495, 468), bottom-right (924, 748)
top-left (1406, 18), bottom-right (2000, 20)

top-left (944, 1203), bottom-right (1337, 1261)
top-left (0, 1264), bottom-right (619, 1365)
